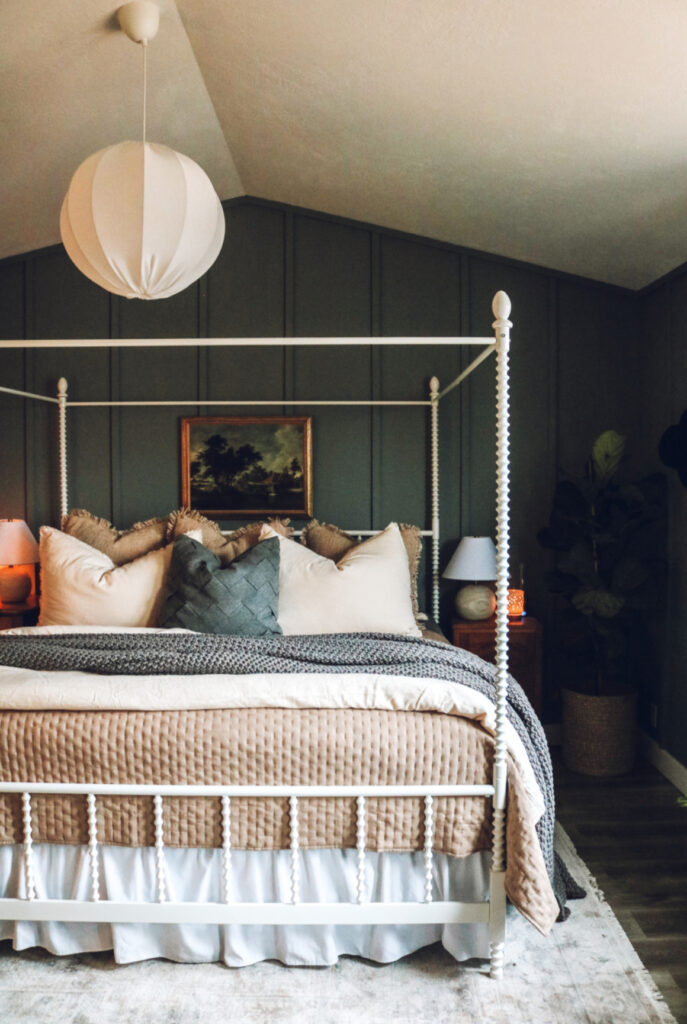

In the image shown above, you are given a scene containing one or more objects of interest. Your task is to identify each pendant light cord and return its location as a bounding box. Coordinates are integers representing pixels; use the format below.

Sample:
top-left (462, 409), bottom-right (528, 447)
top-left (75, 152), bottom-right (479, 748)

top-left (142, 41), bottom-right (148, 145)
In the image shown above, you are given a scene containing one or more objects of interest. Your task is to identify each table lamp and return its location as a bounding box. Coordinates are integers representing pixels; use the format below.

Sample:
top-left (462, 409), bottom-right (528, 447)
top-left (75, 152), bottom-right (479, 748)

top-left (0, 519), bottom-right (39, 604)
top-left (443, 536), bottom-right (497, 620)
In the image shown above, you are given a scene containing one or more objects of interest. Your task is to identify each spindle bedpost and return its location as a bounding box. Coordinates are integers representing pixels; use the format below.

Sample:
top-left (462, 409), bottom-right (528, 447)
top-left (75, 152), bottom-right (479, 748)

top-left (57, 376), bottom-right (68, 522)
top-left (489, 290), bottom-right (512, 979)
top-left (430, 375), bottom-right (440, 623)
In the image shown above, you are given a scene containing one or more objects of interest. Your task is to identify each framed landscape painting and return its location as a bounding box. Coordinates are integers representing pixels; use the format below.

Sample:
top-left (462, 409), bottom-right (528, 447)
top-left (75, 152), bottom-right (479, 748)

top-left (181, 416), bottom-right (313, 517)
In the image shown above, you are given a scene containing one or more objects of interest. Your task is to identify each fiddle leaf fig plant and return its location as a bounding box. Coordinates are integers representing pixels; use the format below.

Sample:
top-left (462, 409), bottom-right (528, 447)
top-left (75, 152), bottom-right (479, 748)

top-left (538, 431), bottom-right (666, 695)
top-left (592, 429), bottom-right (626, 483)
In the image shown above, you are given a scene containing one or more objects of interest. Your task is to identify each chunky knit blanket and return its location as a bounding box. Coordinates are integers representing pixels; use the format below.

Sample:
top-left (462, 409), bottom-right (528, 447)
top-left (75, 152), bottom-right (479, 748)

top-left (0, 631), bottom-right (582, 917)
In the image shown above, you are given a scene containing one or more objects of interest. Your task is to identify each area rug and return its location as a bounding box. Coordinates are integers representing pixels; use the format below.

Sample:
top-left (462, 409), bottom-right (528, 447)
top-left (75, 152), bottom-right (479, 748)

top-left (0, 826), bottom-right (676, 1024)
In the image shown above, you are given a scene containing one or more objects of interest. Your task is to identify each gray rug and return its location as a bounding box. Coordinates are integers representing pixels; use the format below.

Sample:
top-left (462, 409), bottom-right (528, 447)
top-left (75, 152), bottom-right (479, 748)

top-left (0, 826), bottom-right (676, 1024)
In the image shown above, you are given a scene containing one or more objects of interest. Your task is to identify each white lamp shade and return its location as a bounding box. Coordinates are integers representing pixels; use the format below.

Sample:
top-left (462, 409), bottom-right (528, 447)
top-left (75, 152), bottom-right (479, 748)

top-left (442, 536), bottom-right (497, 581)
top-left (0, 519), bottom-right (39, 565)
top-left (60, 141), bottom-right (226, 300)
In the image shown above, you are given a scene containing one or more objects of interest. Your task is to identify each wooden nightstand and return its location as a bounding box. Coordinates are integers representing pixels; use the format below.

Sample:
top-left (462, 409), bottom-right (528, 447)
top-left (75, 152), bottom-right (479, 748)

top-left (452, 615), bottom-right (543, 716)
top-left (0, 596), bottom-right (38, 631)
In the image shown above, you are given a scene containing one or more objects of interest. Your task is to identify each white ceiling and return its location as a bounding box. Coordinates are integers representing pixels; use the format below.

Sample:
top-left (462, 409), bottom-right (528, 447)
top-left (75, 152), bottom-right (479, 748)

top-left (3, 0), bottom-right (687, 289)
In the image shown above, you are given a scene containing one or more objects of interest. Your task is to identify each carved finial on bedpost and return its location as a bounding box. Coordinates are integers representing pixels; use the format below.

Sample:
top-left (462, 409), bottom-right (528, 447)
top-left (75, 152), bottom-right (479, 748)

top-left (57, 377), bottom-right (68, 398)
top-left (429, 375), bottom-right (440, 398)
top-left (492, 291), bottom-right (511, 321)
top-left (492, 292), bottom-right (512, 346)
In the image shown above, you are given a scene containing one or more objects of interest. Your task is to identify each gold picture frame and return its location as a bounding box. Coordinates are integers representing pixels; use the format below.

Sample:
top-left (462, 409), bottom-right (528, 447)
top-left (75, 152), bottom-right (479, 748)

top-left (180, 416), bottom-right (313, 518)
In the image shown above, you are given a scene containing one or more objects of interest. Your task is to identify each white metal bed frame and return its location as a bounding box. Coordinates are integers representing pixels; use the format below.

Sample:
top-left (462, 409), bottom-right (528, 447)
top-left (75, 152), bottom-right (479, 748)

top-left (0, 291), bottom-right (513, 978)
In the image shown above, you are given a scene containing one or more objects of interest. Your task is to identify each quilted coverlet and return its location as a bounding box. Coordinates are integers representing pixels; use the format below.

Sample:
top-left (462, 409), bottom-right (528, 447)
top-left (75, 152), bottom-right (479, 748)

top-left (0, 631), bottom-right (566, 933)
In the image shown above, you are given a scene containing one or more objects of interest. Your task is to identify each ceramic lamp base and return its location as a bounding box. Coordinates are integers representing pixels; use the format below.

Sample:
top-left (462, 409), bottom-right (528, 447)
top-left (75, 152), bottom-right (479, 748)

top-left (455, 583), bottom-right (496, 621)
top-left (0, 567), bottom-right (32, 604)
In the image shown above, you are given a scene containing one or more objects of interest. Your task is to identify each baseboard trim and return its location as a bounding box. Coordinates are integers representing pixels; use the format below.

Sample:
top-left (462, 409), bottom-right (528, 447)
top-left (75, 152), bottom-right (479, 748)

top-left (545, 723), bottom-right (687, 795)
top-left (639, 730), bottom-right (687, 796)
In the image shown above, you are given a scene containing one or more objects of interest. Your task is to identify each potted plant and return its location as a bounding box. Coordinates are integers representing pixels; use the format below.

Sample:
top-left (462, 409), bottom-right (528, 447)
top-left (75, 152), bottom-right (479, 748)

top-left (538, 430), bottom-right (666, 776)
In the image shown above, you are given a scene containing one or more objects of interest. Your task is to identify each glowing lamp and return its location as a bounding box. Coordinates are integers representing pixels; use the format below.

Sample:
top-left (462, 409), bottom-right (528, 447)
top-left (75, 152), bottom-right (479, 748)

top-left (507, 588), bottom-right (525, 618)
top-left (443, 536), bottom-right (497, 621)
top-left (0, 519), bottom-right (39, 604)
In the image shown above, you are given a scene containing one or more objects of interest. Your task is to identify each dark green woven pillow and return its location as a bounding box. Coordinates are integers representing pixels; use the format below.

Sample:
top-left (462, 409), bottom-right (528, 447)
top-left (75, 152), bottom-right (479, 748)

top-left (160, 534), bottom-right (281, 636)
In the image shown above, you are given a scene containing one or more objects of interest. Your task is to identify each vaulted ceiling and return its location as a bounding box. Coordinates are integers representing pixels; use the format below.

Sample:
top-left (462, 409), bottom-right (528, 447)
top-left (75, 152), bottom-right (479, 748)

top-left (2, 0), bottom-right (687, 289)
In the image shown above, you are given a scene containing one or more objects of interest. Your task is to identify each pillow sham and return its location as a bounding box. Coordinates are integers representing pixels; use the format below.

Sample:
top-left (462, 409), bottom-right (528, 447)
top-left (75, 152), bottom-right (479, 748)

top-left (38, 526), bottom-right (185, 628)
top-left (300, 519), bottom-right (423, 616)
top-left (61, 509), bottom-right (168, 566)
top-left (263, 522), bottom-right (421, 637)
top-left (167, 509), bottom-right (294, 565)
top-left (160, 535), bottom-right (281, 636)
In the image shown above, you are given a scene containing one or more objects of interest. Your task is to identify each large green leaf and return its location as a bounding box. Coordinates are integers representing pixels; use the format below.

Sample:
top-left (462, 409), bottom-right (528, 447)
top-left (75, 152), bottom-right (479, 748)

top-left (592, 430), bottom-right (626, 483)
top-left (572, 588), bottom-right (625, 618)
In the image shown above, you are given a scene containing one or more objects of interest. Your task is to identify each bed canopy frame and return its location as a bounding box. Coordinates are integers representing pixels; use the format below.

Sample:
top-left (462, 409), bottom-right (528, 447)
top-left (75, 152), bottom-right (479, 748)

top-left (0, 291), bottom-right (514, 979)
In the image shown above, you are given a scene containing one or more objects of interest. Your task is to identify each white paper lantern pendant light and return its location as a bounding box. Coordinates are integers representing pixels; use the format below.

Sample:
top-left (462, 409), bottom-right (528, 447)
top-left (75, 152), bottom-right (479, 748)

top-left (60, 1), bottom-right (225, 300)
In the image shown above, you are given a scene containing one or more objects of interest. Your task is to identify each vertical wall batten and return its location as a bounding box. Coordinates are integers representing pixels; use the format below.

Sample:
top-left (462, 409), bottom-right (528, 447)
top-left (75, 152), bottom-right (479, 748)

top-left (23, 258), bottom-right (37, 534)
top-left (197, 274), bottom-right (209, 421)
top-left (543, 277), bottom-right (560, 693)
top-left (109, 348), bottom-right (122, 527)
top-left (293, 216), bottom-right (373, 525)
top-left (663, 280), bottom-right (676, 759)
top-left (370, 232), bottom-right (383, 530)
top-left (283, 208), bottom-right (295, 418)
top-left (457, 252), bottom-right (471, 545)
top-left (459, 256), bottom-right (473, 542)
top-left (0, 261), bottom-right (28, 522)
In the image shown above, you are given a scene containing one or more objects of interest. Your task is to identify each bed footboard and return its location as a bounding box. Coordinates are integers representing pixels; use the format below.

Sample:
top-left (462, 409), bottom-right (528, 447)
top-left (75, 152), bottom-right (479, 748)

top-left (0, 781), bottom-right (506, 976)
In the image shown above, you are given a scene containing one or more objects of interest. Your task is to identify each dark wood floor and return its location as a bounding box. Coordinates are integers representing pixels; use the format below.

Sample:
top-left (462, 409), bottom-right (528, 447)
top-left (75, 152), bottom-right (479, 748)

top-left (554, 752), bottom-right (687, 1024)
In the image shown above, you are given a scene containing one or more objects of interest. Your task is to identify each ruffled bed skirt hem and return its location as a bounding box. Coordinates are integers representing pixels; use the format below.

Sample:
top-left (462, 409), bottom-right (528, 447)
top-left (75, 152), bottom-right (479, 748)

top-left (0, 844), bottom-right (491, 966)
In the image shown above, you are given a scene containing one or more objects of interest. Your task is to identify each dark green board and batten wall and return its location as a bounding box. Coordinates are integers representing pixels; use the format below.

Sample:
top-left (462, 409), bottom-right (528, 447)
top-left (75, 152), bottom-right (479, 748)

top-left (0, 196), bottom-right (647, 726)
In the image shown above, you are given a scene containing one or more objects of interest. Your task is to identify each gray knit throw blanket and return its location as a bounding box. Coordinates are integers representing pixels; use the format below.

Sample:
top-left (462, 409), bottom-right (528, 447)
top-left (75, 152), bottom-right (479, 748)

top-left (0, 631), bottom-right (583, 917)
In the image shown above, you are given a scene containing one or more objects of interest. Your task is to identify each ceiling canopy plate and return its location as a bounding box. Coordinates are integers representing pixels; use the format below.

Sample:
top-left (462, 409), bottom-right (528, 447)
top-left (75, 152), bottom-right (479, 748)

top-left (117, 0), bottom-right (160, 45)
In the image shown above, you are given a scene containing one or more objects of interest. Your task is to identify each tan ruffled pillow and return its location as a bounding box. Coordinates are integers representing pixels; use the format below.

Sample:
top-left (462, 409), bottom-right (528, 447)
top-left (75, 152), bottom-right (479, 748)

top-left (301, 520), bottom-right (423, 615)
top-left (167, 509), bottom-right (294, 565)
top-left (61, 510), bottom-right (168, 567)
top-left (62, 508), bottom-right (295, 570)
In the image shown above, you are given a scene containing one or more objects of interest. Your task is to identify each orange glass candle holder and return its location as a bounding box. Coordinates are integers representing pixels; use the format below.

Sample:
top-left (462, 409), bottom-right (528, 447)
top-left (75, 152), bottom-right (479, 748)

top-left (507, 588), bottom-right (525, 618)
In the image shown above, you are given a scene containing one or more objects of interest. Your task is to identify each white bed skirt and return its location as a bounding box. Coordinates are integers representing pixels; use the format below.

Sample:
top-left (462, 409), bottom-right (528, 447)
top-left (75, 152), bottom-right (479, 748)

top-left (0, 845), bottom-right (491, 966)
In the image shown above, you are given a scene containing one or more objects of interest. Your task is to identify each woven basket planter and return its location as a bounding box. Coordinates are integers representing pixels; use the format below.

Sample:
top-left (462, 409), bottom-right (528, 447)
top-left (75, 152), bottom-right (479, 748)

top-left (561, 688), bottom-right (637, 777)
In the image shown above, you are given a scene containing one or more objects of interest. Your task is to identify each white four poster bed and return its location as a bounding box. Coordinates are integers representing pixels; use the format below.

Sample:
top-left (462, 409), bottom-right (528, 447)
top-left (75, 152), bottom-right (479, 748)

top-left (0, 291), bottom-right (519, 978)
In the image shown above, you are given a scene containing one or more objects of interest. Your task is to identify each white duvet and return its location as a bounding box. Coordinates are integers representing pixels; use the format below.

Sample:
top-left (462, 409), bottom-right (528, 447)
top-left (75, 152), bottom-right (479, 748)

top-left (0, 625), bottom-right (545, 822)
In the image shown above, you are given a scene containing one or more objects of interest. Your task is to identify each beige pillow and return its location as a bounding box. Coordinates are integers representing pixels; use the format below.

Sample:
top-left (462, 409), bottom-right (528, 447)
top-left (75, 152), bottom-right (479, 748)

top-left (61, 509), bottom-right (168, 566)
top-left (263, 522), bottom-right (421, 637)
top-left (301, 520), bottom-right (423, 615)
top-left (39, 527), bottom-right (183, 628)
top-left (167, 509), bottom-right (294, 565)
